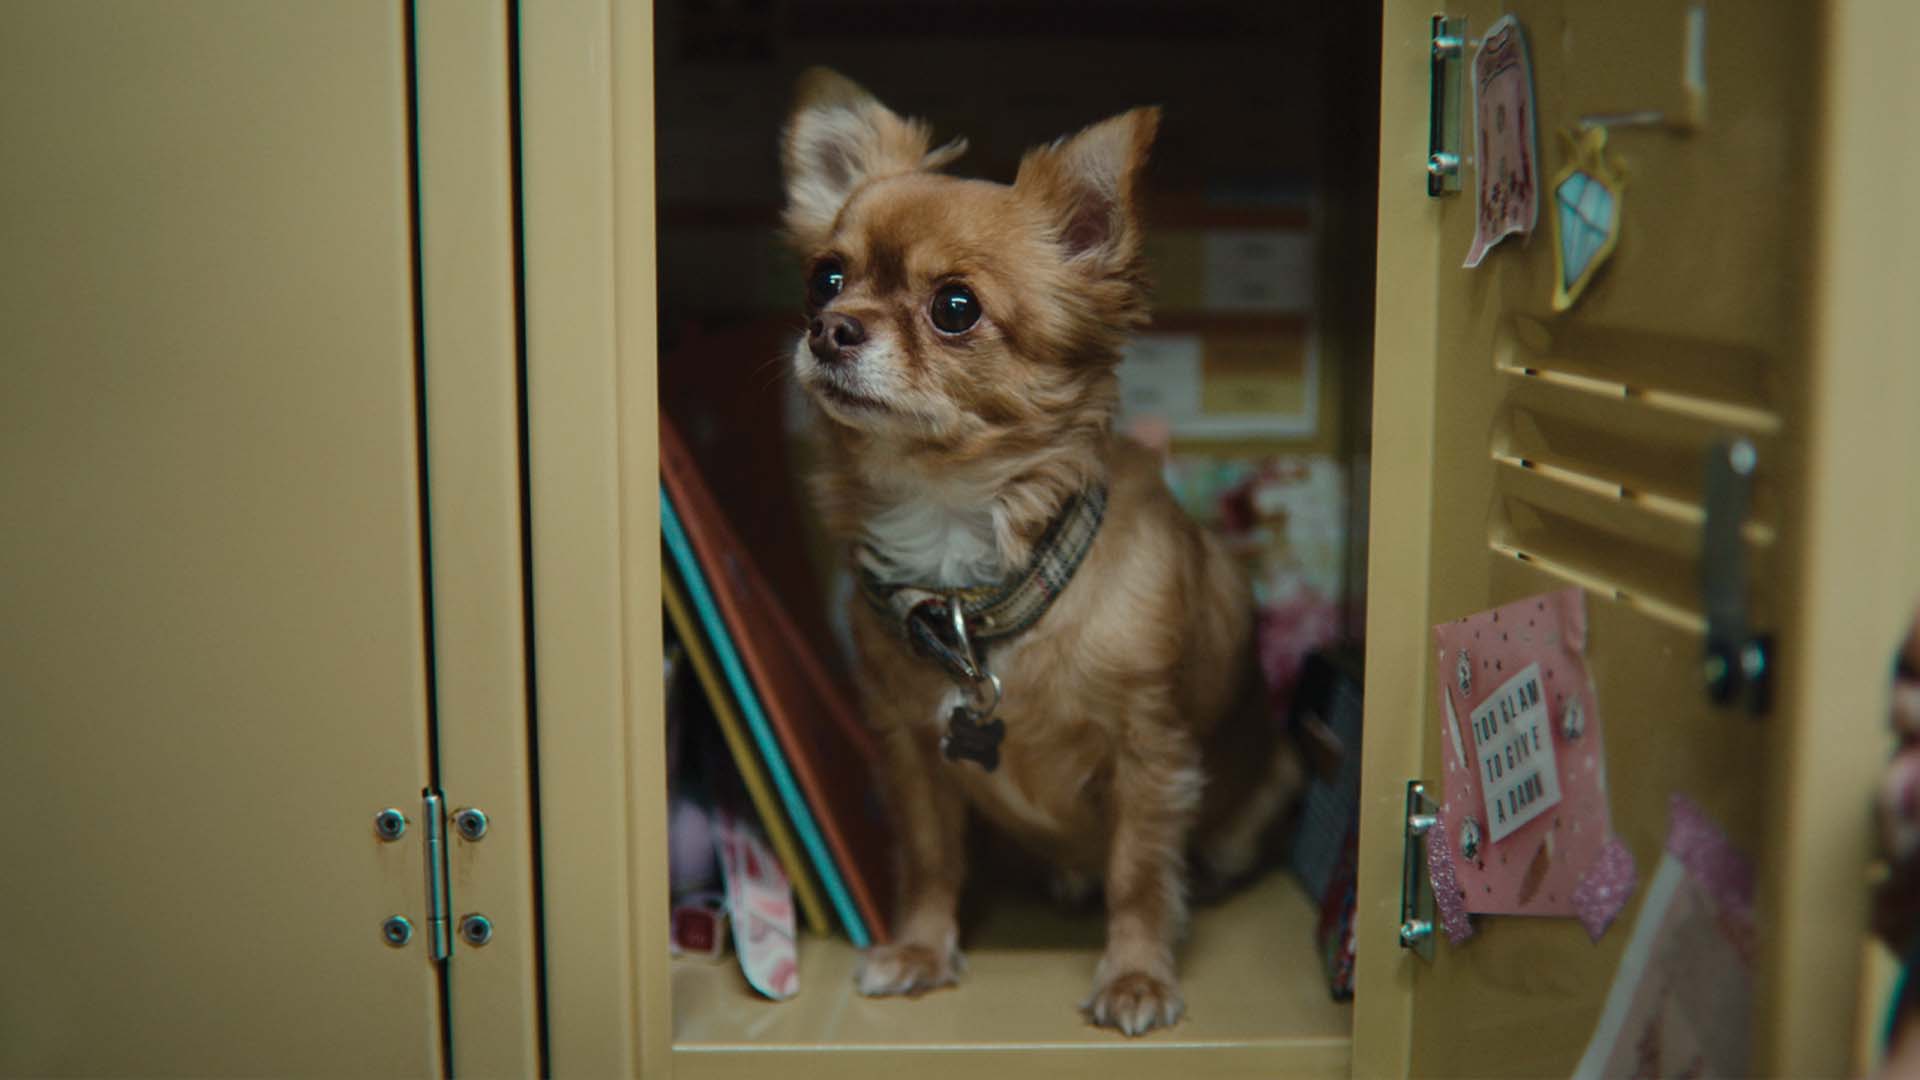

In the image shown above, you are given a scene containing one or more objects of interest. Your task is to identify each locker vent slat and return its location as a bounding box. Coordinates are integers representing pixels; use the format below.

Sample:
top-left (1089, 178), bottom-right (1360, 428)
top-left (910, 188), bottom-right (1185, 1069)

top-left (1486, 317), bottom-right (1780, 635)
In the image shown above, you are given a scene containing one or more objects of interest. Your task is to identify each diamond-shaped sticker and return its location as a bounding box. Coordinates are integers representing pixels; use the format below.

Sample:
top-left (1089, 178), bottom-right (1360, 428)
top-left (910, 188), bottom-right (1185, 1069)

top-left (1550, 128), bottom-right (1625, 312)
top-left (1556, 173), bottom-right (1616, 288)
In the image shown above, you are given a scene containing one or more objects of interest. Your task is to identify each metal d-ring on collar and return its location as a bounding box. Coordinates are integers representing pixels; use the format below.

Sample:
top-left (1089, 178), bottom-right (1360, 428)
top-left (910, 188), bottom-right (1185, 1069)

top-left (946, 598), bottom-right (1002, 721)
top-left (937, 599), bottom-right (1007, 771)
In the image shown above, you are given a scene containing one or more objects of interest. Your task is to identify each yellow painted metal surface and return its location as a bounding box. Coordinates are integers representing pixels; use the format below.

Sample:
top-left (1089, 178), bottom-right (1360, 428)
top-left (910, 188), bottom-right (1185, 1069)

top-left (1763, 0), bottom-right (1920, 1071)
top-left (0, 2), bottom-right (439, 1074)
top-left (1358, 0), bottom-right (1920, 1075)
top-left (516, 0), bottom-right (668, 1075)
top-left (414, 1), bottom-right (544, 1073)
top-left (1352, 5), bottom-right (1449, 1077)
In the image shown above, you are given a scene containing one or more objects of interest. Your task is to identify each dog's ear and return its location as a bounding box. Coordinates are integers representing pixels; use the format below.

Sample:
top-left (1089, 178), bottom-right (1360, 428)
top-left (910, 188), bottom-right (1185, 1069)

top-left (780, 68), bottom-right (967, 250)
top-left (1014, 107), bottom-right (1160, 277)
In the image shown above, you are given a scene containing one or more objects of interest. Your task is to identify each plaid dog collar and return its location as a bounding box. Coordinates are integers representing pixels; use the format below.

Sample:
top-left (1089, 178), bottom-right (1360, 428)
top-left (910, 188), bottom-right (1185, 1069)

top-left (857, 485), bottom-right (1108, 687)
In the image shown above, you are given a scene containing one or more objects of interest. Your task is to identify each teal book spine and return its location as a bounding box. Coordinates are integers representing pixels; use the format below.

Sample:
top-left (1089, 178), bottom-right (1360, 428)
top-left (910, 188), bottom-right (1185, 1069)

top-left (659, 487), bottom-right (871, 948)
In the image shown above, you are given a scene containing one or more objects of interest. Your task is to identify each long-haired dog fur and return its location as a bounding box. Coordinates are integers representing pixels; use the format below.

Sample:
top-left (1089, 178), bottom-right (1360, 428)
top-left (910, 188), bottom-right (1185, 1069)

top-left (779, 68), bottom-right (1303, 1036)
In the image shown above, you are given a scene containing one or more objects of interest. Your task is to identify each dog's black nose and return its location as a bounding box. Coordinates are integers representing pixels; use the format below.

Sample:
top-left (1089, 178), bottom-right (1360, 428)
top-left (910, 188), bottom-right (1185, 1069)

top-left (808, 312), bottom-right (866, 362)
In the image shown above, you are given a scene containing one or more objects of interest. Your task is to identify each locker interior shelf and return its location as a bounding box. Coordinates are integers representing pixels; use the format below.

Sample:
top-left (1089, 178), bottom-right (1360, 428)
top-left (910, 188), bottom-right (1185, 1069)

top-left (671, 873), bottom-right (1351, 1078)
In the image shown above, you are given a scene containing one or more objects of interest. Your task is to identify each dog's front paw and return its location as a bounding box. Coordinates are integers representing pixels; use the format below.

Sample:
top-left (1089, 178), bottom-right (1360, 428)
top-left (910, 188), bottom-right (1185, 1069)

top-left (854, 941), bottom-right (964, 997)
top-left (1082, 969), bottom-right (1184, 1036)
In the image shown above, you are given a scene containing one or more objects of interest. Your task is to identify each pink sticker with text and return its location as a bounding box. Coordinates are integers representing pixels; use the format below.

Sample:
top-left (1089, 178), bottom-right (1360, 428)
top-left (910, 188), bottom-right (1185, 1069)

top-left (1429, 588), bottom-right (1634, 940)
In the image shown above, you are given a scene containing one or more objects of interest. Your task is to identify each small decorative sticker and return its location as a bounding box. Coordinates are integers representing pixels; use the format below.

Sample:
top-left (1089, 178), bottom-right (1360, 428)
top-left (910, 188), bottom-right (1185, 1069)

top-left (1459, 817), bottom-right (1483, 863)
top-left (1562, 693), bottom-right (1587, 741)
top-left (1443, 683), bottom-right (1470, 772)
top-left (1464, 15), bottom-right (1541, 268)
top-left (1550, 126), bottom-right (1627, 312)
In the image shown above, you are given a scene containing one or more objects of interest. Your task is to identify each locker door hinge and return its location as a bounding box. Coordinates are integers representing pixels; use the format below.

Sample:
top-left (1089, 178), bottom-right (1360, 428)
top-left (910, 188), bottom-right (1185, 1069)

top-left (1399, 780), bottom-right (1439, 961)
top-left (1427, 14), bottom-right (1468, 196)
top-left (423, 790), bottom-right (451, 963)
top-left (377, 793), bottom-right (490, 959)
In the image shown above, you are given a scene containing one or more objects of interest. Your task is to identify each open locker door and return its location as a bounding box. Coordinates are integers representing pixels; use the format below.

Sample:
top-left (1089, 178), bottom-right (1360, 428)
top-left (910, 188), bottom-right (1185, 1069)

top-left (1353, 0), bottom-right (1920, 1076)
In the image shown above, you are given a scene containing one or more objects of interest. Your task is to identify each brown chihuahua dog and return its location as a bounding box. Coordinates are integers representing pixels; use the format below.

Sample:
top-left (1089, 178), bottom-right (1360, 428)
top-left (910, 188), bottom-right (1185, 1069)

top-left (780, 69), bottom-right (1303, 1036)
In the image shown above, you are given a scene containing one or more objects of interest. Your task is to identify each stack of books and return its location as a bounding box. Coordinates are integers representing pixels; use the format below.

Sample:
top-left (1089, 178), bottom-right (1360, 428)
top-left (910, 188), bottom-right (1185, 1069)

top-left (659, 416), bottom-right (891, 948)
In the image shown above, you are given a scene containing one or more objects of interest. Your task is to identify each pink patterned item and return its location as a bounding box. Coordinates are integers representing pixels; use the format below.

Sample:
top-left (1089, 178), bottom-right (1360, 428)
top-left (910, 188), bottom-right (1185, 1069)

top-left (1463, 15), bottom-right (1540, 268)
top-left (1666, 794), bottom-right (1756, 964)
top-left (1429, 588), bottom-right (1634, 938)
top-left (1257, 594), bottom-right (1344, 723)
top-left (1572, 798), bottom-right (1754, 1079)
top-left (712, 806), bottom-right (800, 1000)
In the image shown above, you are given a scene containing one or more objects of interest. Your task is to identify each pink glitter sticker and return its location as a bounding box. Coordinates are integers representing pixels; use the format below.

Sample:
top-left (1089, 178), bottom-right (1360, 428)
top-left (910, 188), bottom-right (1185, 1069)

top-left (1570, 835), bottom-right (1637, 941)
top-left (1667, 795), bottom-right (1754, 921)
top-left (1428, 825), bottom-right (1476, 943)
top-left (1666, 793), bottom-right (1758, 965)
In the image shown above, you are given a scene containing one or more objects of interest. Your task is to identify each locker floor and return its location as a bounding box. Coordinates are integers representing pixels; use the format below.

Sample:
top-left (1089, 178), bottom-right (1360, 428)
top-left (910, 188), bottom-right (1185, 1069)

top-left (671, 871), bottom-right (1352, 1078)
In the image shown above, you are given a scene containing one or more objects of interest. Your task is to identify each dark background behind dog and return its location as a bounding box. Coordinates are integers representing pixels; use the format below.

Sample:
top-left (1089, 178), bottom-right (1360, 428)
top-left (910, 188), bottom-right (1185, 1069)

top-left (653, 0), bottom-right (1382, 671)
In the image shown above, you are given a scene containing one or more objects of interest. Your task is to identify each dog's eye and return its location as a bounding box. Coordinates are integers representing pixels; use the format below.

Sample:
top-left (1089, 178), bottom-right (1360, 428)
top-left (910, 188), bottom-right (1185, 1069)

top-left (806, 259), bottom-right (845, 308)
top-left (930, 283), bottom-right (981, 334)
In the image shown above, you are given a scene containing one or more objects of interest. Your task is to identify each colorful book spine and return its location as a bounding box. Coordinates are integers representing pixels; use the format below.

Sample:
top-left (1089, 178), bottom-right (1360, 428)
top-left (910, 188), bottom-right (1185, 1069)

top-left (660, 489), bottom-right (873, 947)
top-left (662, 569), bottom-right (831, 937)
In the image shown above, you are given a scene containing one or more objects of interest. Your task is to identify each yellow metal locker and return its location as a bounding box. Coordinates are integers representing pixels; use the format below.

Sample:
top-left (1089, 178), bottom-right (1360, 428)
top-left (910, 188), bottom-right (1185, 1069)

top-left (6, 2), bottom-right (1917, 1076)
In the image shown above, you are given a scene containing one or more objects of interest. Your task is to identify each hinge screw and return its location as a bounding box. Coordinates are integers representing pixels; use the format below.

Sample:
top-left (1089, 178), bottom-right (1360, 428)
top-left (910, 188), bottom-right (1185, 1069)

top-left (454, 808), bottom-right (489, 842)
top-left (383, 915), bottom-right (414, 947)
top-left (1399, 919), bottom-right (1434, 948)
top-left (374, 808), bottom-right (407, 841)
top-left (460, 914), bottom-right (494, 947)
